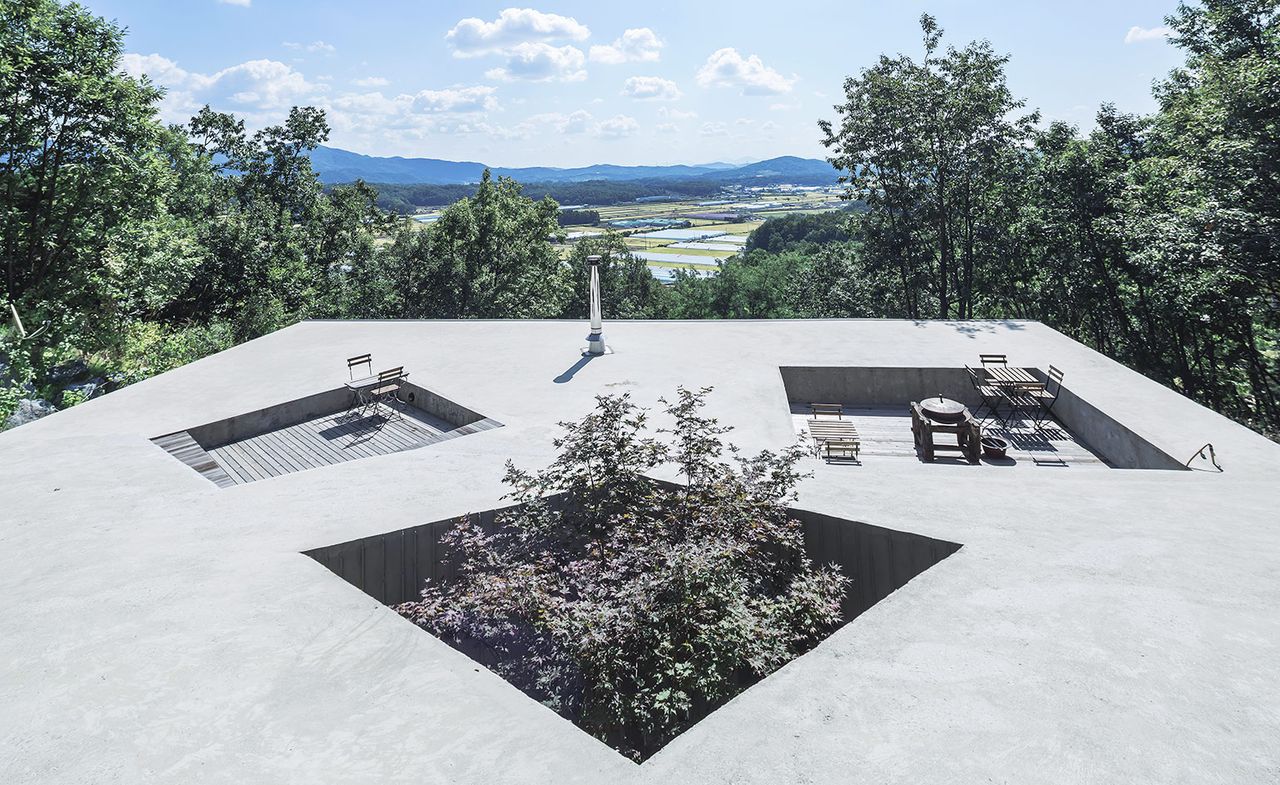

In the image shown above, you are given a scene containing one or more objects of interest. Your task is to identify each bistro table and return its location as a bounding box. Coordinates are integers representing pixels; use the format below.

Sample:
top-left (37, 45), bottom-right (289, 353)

top-left (806, 418), bottom-right (860, 458)
top-left (982, 365), bottom-right (1041, 388)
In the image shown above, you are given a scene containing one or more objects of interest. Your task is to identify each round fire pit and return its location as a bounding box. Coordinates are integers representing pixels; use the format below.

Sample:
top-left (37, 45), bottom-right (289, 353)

top-left (920, 396), bottom-right (966, 423)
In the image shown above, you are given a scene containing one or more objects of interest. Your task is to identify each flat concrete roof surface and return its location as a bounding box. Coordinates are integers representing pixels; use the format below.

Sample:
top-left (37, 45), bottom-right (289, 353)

top-left (2, 319), bottom-right (1278, 784)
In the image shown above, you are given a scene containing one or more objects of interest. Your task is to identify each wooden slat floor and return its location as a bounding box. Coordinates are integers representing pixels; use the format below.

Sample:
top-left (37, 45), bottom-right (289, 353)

top-left (155, 402), bottom-right (502, 487)
top-left (790, 405), bottom-right (1110, 469)
top-left (151, 431), bottom-right (237, 488)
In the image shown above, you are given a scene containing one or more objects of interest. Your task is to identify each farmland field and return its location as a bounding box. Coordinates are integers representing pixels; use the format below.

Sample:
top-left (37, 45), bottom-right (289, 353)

top-left (403, 185), bottom-right (846, 280)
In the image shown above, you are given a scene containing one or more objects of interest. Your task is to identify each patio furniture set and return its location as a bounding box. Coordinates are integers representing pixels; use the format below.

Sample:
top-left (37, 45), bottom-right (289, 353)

top-left (344, 354), bottom-right (409, 419)
top-left (805, 355), bottom-right (1065, 465)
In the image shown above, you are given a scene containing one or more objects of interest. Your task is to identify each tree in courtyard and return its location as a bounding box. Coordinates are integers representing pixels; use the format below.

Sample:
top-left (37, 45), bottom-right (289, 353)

top-left (397, 388), bottom-right (849, 760)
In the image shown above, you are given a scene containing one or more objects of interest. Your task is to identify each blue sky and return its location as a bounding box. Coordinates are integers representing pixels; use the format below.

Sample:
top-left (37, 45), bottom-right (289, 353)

top-left (89, 0), bottom-right (1186, 167)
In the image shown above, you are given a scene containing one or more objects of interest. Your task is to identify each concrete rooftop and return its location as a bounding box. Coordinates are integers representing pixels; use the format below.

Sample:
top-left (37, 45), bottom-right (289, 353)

top-left (1, 319), bottom-right (1278, 784)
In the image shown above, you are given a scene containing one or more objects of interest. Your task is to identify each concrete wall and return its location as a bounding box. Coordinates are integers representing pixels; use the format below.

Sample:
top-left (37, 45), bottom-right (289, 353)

top-left (780, 366), bottom-right (982, 409)
top-left (186, 382), bottom-right (484, 449)
top-left (1041, 379), bottom-right (1184, 470)
top-left (400, 381), bottom-right (485, 427)
top-left (188, 388), bottom-right (349, 448)
top-left (793, 509), bottom-right (962, 620)
top-left (305, 506), bottom-right (511, 606)
top-left (306, 503), bottom-right (963, 624)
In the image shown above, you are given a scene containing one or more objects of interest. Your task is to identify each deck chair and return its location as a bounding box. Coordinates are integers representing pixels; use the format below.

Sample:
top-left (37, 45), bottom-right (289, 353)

top-left (1022, 365), bottom-right (1065, 425)
top-left (347, 353), bottom-right (373, 380)
top-left (979, 353), bottom-right (1008, 367)
top-left (367, 367), bottom-right (405, 419)
top-left (965, 365), bottom-right (1005, 424)
top-left (344, 354), bottom-right (374, 413)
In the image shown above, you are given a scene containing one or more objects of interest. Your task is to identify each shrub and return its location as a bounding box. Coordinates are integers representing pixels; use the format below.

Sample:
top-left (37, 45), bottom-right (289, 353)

top-left (398, 387), bottom-right (848, 760)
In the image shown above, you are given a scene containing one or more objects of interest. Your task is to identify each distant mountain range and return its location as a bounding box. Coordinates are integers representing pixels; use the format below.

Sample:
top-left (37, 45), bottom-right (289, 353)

top-left (306, 146), bottom-right (836, 186)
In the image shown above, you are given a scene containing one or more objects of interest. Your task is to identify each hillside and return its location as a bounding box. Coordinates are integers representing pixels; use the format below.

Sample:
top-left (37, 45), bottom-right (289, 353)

top-left (306, 146), bottom-right (836, 186)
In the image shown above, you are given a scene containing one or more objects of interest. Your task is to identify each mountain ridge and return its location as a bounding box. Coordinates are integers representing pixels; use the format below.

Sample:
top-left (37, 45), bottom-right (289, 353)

top-left (306, 146), bottom-right (835, 186)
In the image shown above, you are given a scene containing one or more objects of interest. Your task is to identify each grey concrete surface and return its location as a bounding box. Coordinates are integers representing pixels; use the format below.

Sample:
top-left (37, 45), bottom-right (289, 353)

top-left (1, 319), bottom-right (1277, 784)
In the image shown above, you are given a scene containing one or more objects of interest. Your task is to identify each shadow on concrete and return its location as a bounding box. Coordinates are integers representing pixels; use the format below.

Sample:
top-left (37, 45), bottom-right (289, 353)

top-left (911, 319), bottom-right (1029, 339)
top-left (553, 354), bottom-right (594, 384)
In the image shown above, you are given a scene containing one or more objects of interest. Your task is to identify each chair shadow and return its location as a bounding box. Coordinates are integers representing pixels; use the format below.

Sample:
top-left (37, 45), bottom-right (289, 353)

top-left (554, 354), bottom-right (594, 384)
top-left (320, 411), bottom-right (388, 447)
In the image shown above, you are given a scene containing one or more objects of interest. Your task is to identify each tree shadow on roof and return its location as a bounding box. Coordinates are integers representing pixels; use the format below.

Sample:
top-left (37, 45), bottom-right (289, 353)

top-left (911, 319), bottom-right (1029, 339)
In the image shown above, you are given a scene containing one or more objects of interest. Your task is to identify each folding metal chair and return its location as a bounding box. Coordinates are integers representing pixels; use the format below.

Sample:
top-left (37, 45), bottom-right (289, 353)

top-left (347, 354), bottom-right (372, 380)
top-left (965, 365), bottom-right (1005, 425)
top-left (1023, 365), bottom-right (1065, 426)
top-left (367, 366), bottom-right (405, 420)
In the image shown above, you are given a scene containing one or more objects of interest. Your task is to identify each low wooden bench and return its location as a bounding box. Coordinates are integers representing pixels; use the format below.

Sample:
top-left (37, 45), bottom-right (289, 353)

top-left (822, 437), bottom-right (861, 463)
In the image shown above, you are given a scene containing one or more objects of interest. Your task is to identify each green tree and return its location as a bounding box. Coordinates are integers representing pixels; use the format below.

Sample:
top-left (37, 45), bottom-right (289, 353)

top-left (0, 0), bottom-right (170, 361)
top-left (398, 388), bottom-right (848, 761)
top-left (370, 171), bottom-right (569, 318)
top-left (820, 13), bottom-right (1037, 319)
top-left (561, 233), bottom-right (670, 319)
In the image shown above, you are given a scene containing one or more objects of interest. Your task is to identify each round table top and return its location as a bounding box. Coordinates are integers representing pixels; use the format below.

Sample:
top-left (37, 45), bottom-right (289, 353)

top-left (920, 396), bottom-right (966, 422)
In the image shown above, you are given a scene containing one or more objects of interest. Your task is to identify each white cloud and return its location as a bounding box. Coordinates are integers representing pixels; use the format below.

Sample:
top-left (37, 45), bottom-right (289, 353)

top-left (499, 110), bottom-right (636, 141)
top-left (217, 0), bottom-right (250, 6)
top-left (620, 76), bottom-right (681, 101)
top-left (734, 117), bottom-right (754, 126)
top-left (696, 48), bottom-right (794, 95)
top-left (589, 28), bottom-right (663, 64)
top-left (446, 8), bottom-right (589, 56)
top-left (760, 120), bottom-right (778, 132)
top-left (659, 106), bottom-right (697, 120)
top-left (352, 76), bottom-right (390, 88)
top-left (595, 114), bottom-right (639, 140)
top-left (769, 102), bottom-right (797, 112)
top-left (1124, 25), bottom-right (1174, 43)
top-left (656, 122), bottom-right (679, 134)
top-left (700, 121), bottom-right (729, 137)
top-left (484, 42), bottom-right (586, 82)
top-left (284, 40), bottom-right (335, 54)
top-left (410, 86), bottom-right (498, 113)
top-left (121, 50), bottom-right (500, 147)
top-left (213, 59), bottom-right (320, 108)
top-left (121, 53), bottom-right (323, 122)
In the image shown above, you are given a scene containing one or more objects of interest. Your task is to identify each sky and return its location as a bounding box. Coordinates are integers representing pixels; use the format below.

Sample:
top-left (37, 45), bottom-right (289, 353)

top-left (86, 0), bottom-right (1187, 167)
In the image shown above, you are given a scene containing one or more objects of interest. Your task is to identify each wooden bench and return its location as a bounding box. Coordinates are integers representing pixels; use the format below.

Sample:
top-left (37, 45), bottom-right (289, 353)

top-left (807, 418), bottom-right (861, 463)
top-left (822, 437), bottom-right (861, 463)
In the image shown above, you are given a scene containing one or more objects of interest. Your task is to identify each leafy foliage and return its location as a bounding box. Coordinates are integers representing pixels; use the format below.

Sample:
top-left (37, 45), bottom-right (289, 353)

top-left (397, 388), bottom-right (849, 760)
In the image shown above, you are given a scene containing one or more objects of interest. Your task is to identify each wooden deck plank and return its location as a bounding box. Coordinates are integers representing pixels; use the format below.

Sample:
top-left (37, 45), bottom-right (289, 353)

top-left (155, 405), bottom-right (504, 486)
top-left (207, 446), bottom-right (252, 485)
top-left (275, 426), bottom-right (344, 468)
top-left (255, 430), bottom-right (313, 474)
top-left (216, 442), bottom-right (270, 482)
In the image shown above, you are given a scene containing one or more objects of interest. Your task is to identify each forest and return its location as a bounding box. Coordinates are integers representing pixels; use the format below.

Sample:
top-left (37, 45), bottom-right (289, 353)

top-left (1, 0), bottom-right (1277, 439)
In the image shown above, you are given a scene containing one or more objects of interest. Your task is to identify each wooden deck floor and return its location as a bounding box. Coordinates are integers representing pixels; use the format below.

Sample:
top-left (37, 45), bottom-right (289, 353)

top-left (791, 405), bottom-right (1110, 468)
top-left (153, 402), bottom-right (502, 486)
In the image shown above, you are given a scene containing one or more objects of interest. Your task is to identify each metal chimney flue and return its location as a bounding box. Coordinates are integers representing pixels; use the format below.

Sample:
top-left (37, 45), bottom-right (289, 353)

top-left (585, 255), bottom-right (607, 355)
